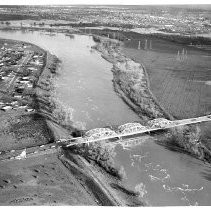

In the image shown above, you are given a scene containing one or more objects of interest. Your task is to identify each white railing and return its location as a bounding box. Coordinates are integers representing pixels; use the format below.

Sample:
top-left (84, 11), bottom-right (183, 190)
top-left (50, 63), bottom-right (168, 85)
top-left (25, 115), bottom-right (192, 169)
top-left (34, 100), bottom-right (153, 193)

top-left (60, 115), bottom-right (211, 147)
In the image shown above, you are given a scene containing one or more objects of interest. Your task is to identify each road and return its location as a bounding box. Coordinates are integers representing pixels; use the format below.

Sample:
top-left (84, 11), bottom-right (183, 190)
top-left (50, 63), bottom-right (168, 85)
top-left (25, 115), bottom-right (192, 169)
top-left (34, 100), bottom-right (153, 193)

top-left (0, 115), bottom-right (210, 162)
top-left (7, 51), bottom-right (32, 92)
top-left (63, 115), bottom-right (211, 147)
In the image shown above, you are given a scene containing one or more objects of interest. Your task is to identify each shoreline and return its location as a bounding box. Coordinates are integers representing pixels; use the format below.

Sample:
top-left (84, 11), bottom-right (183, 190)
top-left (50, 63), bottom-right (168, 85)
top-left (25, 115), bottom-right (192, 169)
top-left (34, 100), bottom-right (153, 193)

top-left (0, 38), bottom-right (60, 151)
top-left (92, 35), bottom-right (172, 121)
top-left (0, 35), bottom-right (143, 206)
top-left (0, 27), bottom-right (210, 206)
top-left (92, 34), bottom-right (211, 164)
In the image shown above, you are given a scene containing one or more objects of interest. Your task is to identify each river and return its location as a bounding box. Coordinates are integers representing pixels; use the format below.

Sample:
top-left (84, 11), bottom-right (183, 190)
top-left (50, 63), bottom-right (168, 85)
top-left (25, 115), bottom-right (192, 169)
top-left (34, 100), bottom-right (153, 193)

top-left (0, 29), bottom-right (211, 206)
top-left (0, 30), bottom-right (140, 129)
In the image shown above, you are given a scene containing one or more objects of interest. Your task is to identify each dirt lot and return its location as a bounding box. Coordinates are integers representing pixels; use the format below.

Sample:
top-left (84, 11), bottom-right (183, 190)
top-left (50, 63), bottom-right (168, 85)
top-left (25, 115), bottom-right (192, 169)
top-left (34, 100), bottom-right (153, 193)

top-left (122, 38), bottom-right (211, 120)
top-left (0, 111), bottom-right (54, 152)
top-left (0, 152), bottom-right (97, 205)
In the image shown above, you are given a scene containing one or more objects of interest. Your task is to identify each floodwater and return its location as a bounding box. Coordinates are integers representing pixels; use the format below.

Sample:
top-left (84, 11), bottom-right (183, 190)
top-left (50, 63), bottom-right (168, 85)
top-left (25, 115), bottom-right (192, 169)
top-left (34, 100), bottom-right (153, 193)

top-left (0, 30), bottom-right (140, 129)
top-left (115, 136), bottom-right (211, 206)
top-left (0, 29), bottom-right (211, 206)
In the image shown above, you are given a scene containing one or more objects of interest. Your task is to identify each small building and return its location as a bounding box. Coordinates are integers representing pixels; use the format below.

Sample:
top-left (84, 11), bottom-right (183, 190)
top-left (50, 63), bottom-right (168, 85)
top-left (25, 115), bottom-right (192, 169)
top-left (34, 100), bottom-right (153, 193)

top-left (26, 108), bottom-right (34, 112)
top-left (14, 95), bottom-right (22, 99)
top-left (1, 106), bottom-right (13, 111)
top-left (28, 67), bottom-right (37, 71)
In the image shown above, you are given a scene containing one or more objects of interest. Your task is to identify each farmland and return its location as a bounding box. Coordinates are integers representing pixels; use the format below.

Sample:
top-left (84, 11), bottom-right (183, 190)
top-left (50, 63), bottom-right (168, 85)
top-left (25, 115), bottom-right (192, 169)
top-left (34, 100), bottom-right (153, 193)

top-left (122, 37), bottom-right (211, 120)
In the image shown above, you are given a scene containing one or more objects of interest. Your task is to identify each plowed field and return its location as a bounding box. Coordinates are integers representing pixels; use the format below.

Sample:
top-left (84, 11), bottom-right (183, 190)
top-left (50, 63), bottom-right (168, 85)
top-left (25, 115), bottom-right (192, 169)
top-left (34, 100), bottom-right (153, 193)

top-left (123, 38), bottom-right (211, 119)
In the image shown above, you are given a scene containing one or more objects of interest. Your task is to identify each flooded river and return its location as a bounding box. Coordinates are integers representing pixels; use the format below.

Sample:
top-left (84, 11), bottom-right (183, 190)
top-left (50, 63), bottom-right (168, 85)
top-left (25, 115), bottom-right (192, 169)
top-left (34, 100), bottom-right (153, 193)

top-left (115, 137), bottom-right (211, 206)
top-left (0, 30), bottom-right (139, 129)
top-left (0, 29), bottom-right (211, 206)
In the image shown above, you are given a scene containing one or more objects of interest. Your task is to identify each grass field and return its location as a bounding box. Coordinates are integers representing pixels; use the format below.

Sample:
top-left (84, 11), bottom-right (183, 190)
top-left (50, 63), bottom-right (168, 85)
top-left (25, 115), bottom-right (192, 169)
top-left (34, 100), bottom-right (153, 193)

top-left (0, 153), bottom-right (97, 205)
top-left (122, 38), bottom-right (211, 120)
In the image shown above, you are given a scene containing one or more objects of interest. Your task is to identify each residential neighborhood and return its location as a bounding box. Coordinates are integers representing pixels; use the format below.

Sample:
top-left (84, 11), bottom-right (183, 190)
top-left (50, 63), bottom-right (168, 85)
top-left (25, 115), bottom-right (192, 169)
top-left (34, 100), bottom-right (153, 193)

top-left (0, 42), bottom-right (45, 113)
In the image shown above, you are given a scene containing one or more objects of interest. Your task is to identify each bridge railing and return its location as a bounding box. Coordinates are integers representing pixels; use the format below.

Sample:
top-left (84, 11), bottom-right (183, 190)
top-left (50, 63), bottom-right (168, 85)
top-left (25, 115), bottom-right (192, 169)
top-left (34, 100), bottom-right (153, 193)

top-left (59, 115), bottom-right (211, 147)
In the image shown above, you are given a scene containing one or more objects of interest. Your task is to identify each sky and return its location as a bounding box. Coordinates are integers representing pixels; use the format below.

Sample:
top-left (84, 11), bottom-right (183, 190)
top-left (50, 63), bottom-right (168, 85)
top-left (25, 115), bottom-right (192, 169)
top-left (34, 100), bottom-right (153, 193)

top-left (0, 0), bottom-right (211, 5)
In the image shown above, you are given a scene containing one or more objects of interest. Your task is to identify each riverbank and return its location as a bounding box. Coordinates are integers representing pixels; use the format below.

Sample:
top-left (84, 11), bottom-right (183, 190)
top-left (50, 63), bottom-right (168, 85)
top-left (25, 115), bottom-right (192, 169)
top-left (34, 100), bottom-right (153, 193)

top-left (0, 35), bottom-right (147, 206)
top-left (1, 29), bottom-right (210, 206)
top-left (0, 39), bottom-right (59, 152)
top-left (91, 35), bottom-right (211, 164)
top-left (92, 36), bottom-right (170, 121)
top-left (33, 50), bottom-right (76, 139)
top-left (60, 147), bottom-right (146, 206)
top-left (0, 25), bottom-right (79, 36)
top-left (92, 35), bottom-right (174, 121)
top-left (0, 38), bottom-right (111, 206)
top-left (0, 35), bottom-right (80, 152)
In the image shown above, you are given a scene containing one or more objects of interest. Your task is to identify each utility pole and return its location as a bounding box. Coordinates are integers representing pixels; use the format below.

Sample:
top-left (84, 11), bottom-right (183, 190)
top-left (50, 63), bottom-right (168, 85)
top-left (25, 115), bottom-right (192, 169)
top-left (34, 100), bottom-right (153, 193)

top-left (176, 50), bottom-right (180, 61)
top-left (182, 48), bottom-right (185, 61)
top-left (144, 39), bottom-right (148, 50)
top-left (138, 41), bottom-right (141, 50)
top-left (185, 49), bottom-right (188, 60)
top-left (149, 40), bottom-right (152, 50)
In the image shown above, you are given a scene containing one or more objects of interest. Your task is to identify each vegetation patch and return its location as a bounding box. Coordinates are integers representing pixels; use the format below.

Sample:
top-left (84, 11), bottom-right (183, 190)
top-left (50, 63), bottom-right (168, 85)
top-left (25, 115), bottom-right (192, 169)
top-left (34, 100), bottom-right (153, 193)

top-left (69, 141), bottom-right (124, 180)
top-left (92, 34), bottom-right (211, 163)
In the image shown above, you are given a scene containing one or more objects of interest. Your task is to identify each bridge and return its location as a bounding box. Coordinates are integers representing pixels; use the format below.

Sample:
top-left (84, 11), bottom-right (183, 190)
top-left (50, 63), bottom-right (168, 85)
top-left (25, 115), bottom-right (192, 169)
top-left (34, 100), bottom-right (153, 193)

top-left (1, 115), bottom-right (210, 162)
top-left (58, 115), bottom-right (211, 147)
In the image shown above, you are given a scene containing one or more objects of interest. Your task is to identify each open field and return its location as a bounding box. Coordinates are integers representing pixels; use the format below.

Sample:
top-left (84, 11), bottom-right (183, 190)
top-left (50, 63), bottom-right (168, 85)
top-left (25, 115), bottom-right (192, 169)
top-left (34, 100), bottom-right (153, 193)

top-left (0, 152), bottom-right (97, 205)
top-left (0, 111), bottom-right (55, 152)
top-left (122, 37), bottom-right (211, 119)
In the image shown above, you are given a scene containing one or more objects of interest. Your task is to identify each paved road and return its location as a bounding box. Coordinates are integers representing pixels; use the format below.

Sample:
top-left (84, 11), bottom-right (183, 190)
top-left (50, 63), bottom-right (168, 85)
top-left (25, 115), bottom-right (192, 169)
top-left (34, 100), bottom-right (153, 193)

top-left (1, 115), bottom-right (210, 162)
top-left (7, 51), bottom-right (32, 91)
top-left (0, 143), bottom-right (57, 162)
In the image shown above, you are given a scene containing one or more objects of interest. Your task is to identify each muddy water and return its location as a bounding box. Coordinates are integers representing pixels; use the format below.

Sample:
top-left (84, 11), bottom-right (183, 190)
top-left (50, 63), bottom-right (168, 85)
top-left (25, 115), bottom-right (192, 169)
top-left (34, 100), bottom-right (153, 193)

top-left (0, 29), bottom-right (211, 206)
top-left (115, 136), bottom-right (211, 206)
top-left (0, 30), bottom-right (140, 129)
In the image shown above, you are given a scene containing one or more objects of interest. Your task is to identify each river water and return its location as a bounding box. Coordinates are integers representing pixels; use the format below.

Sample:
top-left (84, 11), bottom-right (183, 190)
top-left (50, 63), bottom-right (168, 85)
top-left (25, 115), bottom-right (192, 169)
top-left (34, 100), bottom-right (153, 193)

top-left (0, 30), bottom-right (211, 206)
top-left (0, 30), bottom-right (139, 129)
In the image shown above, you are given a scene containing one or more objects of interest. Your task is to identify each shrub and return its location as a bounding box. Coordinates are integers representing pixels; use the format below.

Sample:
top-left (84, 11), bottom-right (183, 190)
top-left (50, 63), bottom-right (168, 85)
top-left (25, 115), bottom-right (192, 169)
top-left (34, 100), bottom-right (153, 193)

top-left (71, 141), bottom-right (123, 179)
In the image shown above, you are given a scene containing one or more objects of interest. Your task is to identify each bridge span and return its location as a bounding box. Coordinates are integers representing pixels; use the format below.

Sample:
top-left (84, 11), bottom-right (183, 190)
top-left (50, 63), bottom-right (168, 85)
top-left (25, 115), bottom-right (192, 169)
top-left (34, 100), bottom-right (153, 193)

top-left (59, 115), bottom-right (211, 147)
top-left (1, 115), bottom-right (210, 162)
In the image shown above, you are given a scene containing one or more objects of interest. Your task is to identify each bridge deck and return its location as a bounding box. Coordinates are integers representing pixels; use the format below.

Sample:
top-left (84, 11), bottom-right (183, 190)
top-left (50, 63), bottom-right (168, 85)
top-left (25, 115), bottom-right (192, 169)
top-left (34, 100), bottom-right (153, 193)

top-left (60, 115), bottom-right (211, 147)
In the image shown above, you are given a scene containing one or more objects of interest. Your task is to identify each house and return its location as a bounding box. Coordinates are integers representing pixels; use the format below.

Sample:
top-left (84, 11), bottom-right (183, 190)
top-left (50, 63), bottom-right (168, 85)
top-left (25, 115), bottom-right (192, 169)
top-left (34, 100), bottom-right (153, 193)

top-left (27, 83), bottom-right (33, 88)
top-left (26, 108), bottom-right (34, 112)
top-left (11, 101), bottom-right (18, 105)
top-left (22, 77), bottom-right (29, 80)
top-left (17, 105), bottom-right (28, 110)
top-left (28, 67), bottom-right (37, 71)
top-left (19, 80), bottom-right (30, 84)
top-left (1, 106), bottom-right (13, 111)
top-left (14, 95), bottom-right (22, 99)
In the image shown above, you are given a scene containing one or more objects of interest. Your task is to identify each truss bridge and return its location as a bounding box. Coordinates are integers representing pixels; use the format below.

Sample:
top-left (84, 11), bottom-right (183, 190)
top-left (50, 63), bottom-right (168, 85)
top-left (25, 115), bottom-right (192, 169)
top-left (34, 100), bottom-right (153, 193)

top-left (58, 115), bottom-right (211, 147)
